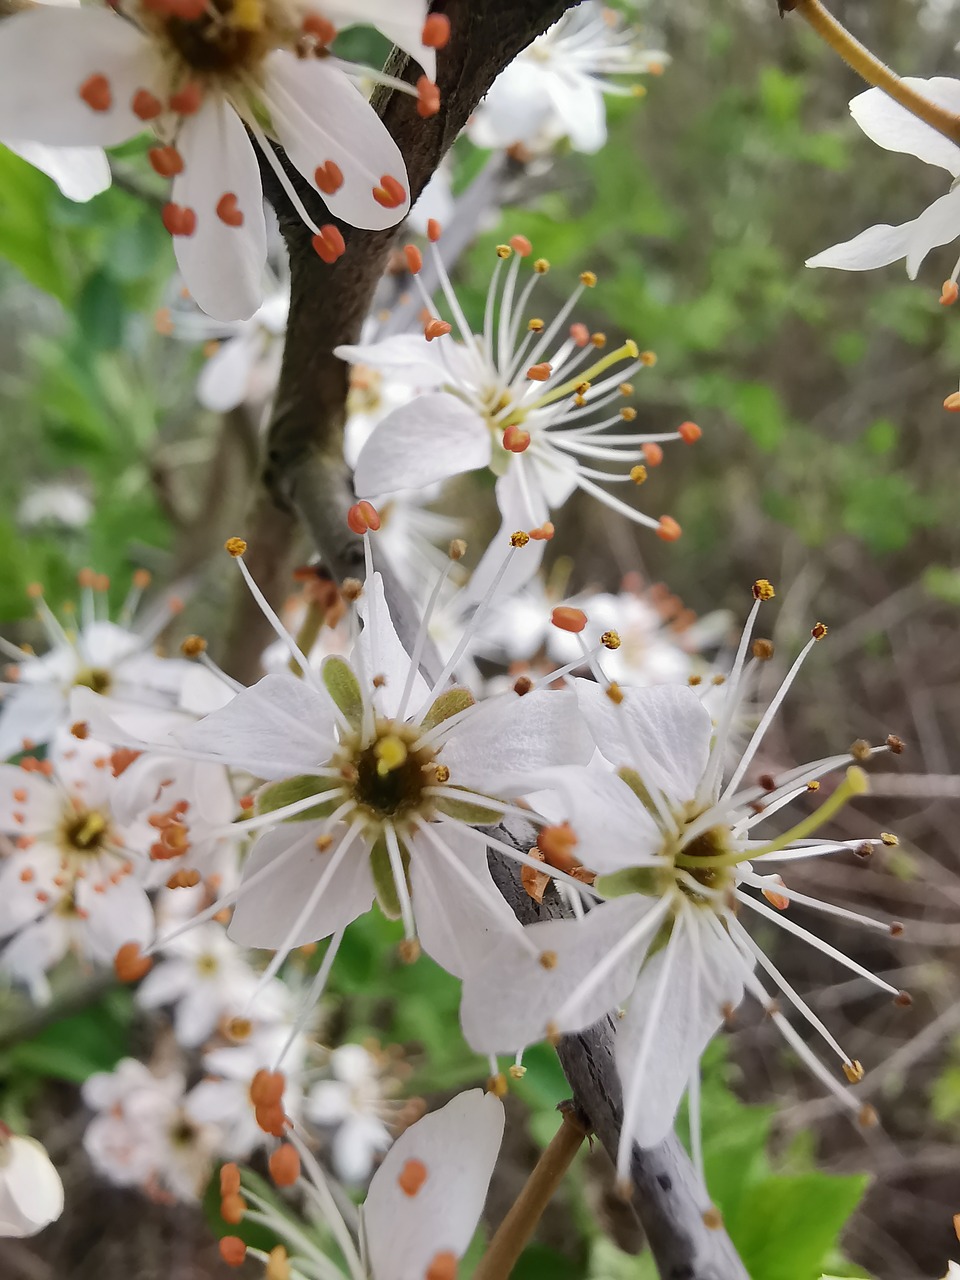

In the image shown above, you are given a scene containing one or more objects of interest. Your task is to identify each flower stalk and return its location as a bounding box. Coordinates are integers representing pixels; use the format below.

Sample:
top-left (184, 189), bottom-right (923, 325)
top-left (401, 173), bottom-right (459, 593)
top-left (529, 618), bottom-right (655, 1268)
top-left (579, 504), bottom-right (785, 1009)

top-left (784, 0), bottom-right (960, 144)
top-left (472, 1103), bottom-right (591, 1280)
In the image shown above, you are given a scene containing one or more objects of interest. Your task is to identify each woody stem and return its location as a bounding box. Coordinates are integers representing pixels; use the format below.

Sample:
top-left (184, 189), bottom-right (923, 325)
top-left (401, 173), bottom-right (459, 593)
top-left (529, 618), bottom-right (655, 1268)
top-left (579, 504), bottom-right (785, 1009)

top-left (785, 0), bottom-right (960, 144)
top-left (472, 1104), bottom-right (590, 1280)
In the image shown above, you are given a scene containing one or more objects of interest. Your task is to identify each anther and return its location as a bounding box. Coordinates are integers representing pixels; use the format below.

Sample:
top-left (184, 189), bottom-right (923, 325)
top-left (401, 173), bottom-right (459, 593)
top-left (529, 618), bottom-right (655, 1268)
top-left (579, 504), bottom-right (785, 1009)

top-left (427, 218), bottom-right (442, 242)
top-left (678, 421), bottom-right (702, 443)
top-left (79, 74), bottom-right (111, 113)
top-left (148, 145), bottom-right (184, 178)
top-left (811, 622), bottom-right (828, 640)
top-left (606, 681), bottom-right (624, 704)
top-left (225, 537), bottom-right (247, 557)
top-left (268, 1144), bottom-right (301, 1187)
top-left (426, 1252), bottom-right (458, 1280)
top-left (656, 516), bottom-right (682, 542)
top-left (449, 538), bottom-right (467, 560)
top-left (181, 635), bottom-right (207, 658)
top-left (404, 244), bottom-right (423, 274)
top-left (528, 318), bottom-right (545, 333)
top-left (433, 764), bottom-right (450, 783)
top-left (219, 1238), bottom-right (247, 1266)
top-left (314, 160), bottom-right (344, 195)
top-left (941, 280), bottom-right (959, 305)
top-left (806, 780), bottom-right (820, 791)
top-left (347, 501), bottom-right (381, 535)
top-left (312, 224), bottom-right (346, 263)
top-left (513, 676), bottom-right (533, 696)
top-left (880, 832), bottom-right (899, 846)
top-left (373, 175), bottom-right (407, 209)
top-left (398, 1157), bottom-right (428, 1196)
top-left (702, 1207), bottom-right (723, 1230)
top-left (527, 362), bottom-right (552, 381)
top-left (534, 258), bottom-right (550, 274)
top-left (422, 13), bottom-right (451, 47)
top-left (71, 721), bottom-right (90, 739)
top-left (399, 938), bottom-right (421, 964)
top-left (944, 392), bottom-right (960, 411)
top-left (885, 734), bottom-right (904, 754)
top-left (487, 1072), bottom-right (508, 1097)
top-left (510, 531), bottom-right (530, 548)
top-left (216, 194), bottom-right (244, 227)
top-left (894, 990), bottom-right (912, 1007)
top-left (220, 1164), bottom-right (241, 1197)
top-left (580, 271), bottom-right (597, 287)
top-left (169, 82), bottom-right (203, 115)
top-left (629, 464), bottom-right (647, 485)
top-left (220, 1193), bottom-right (246, 1224)
top-left (496, 244), bottom-right (512, 260)
top-left (529, 522), bottom-right (554, 540)
top-left (601, 630), bottom-right (621, 650)
top-left (114, 942), bottom-right (152, 983)
top-left (161, 203), bottom-right (197, 237)
top-left (857, 1104), bottom-right (879, 1128)
top-left (620, 406), bottom-right (637, 421)
top-left (416, 76), bottom-right (441, 117)
top-left (642, 442), bottom-right (663, 466)
top-left (424, 317), bottom-right (452, 340)
top-left (551, 606), bottom-right (587, 634)
top-left (889, 921), bottom-right (904, 937)
top-left (132, 88), bottom-right (163, 121)
top-left (250, 1069), bottom-right (285, 1107)
top-left (302, 13), bottom-right (336, 44)
top-left (509, 1063), bottom-right (527, 1079)
top-left (502, 424), bottom-right (530, 452)
top-left (850, 739), bottom-right (871, 761)
top-left (752, 638), bottom-right (774, 660)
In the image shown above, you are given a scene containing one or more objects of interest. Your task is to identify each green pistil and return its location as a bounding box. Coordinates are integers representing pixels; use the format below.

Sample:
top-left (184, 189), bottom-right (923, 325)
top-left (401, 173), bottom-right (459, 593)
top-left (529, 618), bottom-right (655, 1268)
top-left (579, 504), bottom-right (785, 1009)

top-left (528, 340), bottom-right (639, 410)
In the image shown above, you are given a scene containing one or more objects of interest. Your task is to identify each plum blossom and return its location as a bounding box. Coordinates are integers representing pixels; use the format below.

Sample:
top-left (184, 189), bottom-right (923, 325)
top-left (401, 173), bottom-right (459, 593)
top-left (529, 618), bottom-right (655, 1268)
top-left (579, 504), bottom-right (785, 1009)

top-left (217, 1088), bottom-right (504, 1280)
top-left (0, 569), bottom-right (191, 761)
top-left (0, 0), bottom-right (441, 319)
top-left (468, 1), bottom-right (667, 155)
top-left (0, 1127), bottom-right (64, 1238)
top-left (460, 582), bottom-right (906, 1183)
top-left (337, 235), bottom-right (692, 604)
top-left (82, 1058), bottom-right (219, 1201)
top-left (806, 79), bottom-right (960, 290)
top-left (306, 1042), bottom-right (412, 1184)
top-left (76, 533), bottom-right (593, 1011)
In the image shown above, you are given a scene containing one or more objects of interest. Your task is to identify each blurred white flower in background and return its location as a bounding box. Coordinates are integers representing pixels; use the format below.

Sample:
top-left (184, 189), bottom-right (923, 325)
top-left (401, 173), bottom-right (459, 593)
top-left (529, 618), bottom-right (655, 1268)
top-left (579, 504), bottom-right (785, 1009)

top-left (0, 1127), bottom-right (63, 1238)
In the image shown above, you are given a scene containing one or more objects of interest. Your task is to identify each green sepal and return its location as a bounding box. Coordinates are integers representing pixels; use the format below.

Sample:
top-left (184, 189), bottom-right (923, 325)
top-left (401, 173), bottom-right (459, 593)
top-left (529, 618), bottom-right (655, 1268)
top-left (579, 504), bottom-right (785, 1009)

top-left (617, 766), bottom-right (659, 816)
top-left (255, 774), bottom-right (340, 823)
top-left (435, 791), bottom-right (502, 826)
top-left (594, 866), bottom-right (660, 900)
top-left (420, 687), bottom-right (475, 732)
top-left (370, 834), bottom-right (409, 920)
top-left (322, 655), bottom-right (364, 730)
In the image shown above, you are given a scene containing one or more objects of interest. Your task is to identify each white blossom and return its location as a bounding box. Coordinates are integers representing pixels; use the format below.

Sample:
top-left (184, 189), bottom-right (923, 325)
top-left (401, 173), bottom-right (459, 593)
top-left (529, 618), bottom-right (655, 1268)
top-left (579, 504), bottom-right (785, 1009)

top-left (0, 1128), bottom-right (64, 1238)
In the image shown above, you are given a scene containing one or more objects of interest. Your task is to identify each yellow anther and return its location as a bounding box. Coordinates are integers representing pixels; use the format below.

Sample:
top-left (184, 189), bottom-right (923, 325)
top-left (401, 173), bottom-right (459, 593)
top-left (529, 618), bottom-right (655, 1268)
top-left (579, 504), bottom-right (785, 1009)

top-left (606, 682), bottom-right (624, 704)
top-left (496, 244), bottom-right (512, 259)
top-left (510, 530), bottom-right (530, 548)
top-left (601, 630), bottom-right (621, 650)
top-left (842, 1060), bottom-right (865, 1083)
top-left (231, 0), bottom-right (264, 30)
top-left (534, 258), bottom-right (550, 274)
top-left (580, 271), bottom-right (597, 287)
top-left (539, 950), bottom-right (558, 969)
top-left (880, 832), bottom-right (899, 847)
top-left (590, 332), bottom-right (606, 348)
top-left (629, 465), bottom-right (647, 485)
top-left (486, 1072), bottom-right (508, 1097)
top-left (752, 579), bottom-right (775, 601)
top-left (375, 734), bottom-right (408, 776)
top-left (639, 350), bottom-right (657, 366)
top-left (508, 1063), bottom-right (527, 1079)
top-left (527, 318), bottom-right (544, 332)
top-left (619, 382), bottom-right (634, 395)
top-left (433, 764), bottom-right (450, 783)
top-left (620, 406), bottom-right (637, 421)
top-left (225, 537), bottom-right (247, 557)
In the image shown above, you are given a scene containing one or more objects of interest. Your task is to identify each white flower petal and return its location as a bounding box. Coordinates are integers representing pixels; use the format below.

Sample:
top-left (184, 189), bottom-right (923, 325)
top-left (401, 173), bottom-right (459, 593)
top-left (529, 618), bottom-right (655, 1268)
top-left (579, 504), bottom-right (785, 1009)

top-left (172, 97), bottom-right (267, 322)
top-left (335, 334), bottom-right (448, 388)
top-left (305, 1079), bottom-right (351, 1125)
top-left (228, 822), bottom-right (375, 949)
top-left (440, 688), bottom-right (591, 796)
top-left (532, 762), bottom-right (661, 874)
top-left (196, 330), bottom-right (260, 412)
top-left (353, 393), bottom-right (491, 498)
top-left (0, 765), bottom-right (60, 834)
top-left (0, 683), bottom-right (68, 761)
top-left (459, 896), bottom-right (658, 1053)
top-left (332, 1114), bottom-right (389, 1184)
top-left (0, 1135), bottom-right (63, 1238)
top-left (459, 465), bottom-right (548, 611)
top-left (364, 1090), bottom-right (504, 1280)
top-left (5, 141), bottom-right (110, 202)
top-left (577, 681), bottom-right (713, 812)
top-left (0, 8), bottom-right (155, 147)
top-left (355, 571), bottom-right (427, 717)
top-left (324, 0), bottom-right (435, 79)
top-left (264, 51), bottom-right (409, 231)
top-left (544, 74), bottom-right (606, 154)
top-left (409, 822), bottom-right (525, 979)
top-left (617, 911), bottom-right (745, 1149)
top-left (76, 877), bottom-right (154, 961)
top-left (904, 186), bottom-right (960, 278)
top-left (850, 79), bottom-right (960, 175)
top-left (174, 673), bottom-right (337, 780)
top-left (806, 219), bottom-right (919, 271)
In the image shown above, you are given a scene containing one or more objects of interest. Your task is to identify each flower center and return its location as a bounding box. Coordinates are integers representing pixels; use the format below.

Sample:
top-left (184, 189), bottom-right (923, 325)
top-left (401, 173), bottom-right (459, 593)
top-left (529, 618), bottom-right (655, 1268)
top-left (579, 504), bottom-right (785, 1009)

top-left (74, 665), bottom-right (112, 695)
top-left (61, 808), bottom-right (109, 855)
top-left (142, 0), bottom-right (278, 79)
top-left (675, 823), bottom-right (734, 896)
top-left (350, 724), bottom-right (434, 823)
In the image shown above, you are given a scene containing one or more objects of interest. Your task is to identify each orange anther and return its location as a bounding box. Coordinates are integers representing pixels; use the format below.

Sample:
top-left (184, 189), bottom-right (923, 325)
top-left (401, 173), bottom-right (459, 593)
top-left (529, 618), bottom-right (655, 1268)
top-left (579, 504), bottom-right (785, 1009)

top-left (254, 1103), bottom-right (287, 1137)
top-left (302, 12), bottom-right (336, 44)
top-left (426, 1252), bottom-right (458, 1280)
top-left (678, 420), bottom-right (702, 444)
top-left (216, 193), bottom-right (244, 227)
top-left (404, 244), bottom-right (423, 274)
top-left (220, 1163), bottom-right (241, 1197)
top-left (114, 942), bottom-right (152, 984)
top-left (219, 1237), bottom-right (247, 1267)
top-left (502, 424), bottom-right (530, 453)
top-left (424, 317), bottom-right (451, 340)
top-left (941, 279), bottom-right (959, 305)
top-left (169, 82), bottom-right (203, 115)
top-left (417, 75), bottom-right (441, 117)
top-left (314, 159), bottom-right (344, 196)
top-left (509, 235), bottom-right (532, 257)
top-left (529, 522), bottom-right (555, 541)
top-left (110, 748), bottom-right (140, 778)
top-left (422, 13), bottom-right (451, 48)
top-left (161, 203), bottom-right (197, 237)
top-left (427, 218), bottom-right (442, 242)
top-left (526, 362), bottom-right (552, 381)
top-left (398, 1157), bottom-right (428, 1196)
top-left (346, 500), bottom-right (381, 535)
top-left (132, 567), bottom-right (151, 589)
top-left (148, 145), bottom-right (183, 178)
top-left (538, 822), bottom-right (579, 872)
top-left (762, 877), bottom-right (789, 911)
top-left (551, 606), bottom-right (587, 634)
top-left (19, 868), bottom-right (34, 882)
top-left (132, 88), bottom-right (163, 120)
top-left (944, 391), bottom-right (960, 411)
top-left (642, 442), bottom-right (664, 466)
top-left (12, 788), bottom-right (27, 803)
top-left (311, 223), bottom-right (346, 263)
top-left (249, 1069), bottom-right (285, 1107)
top-left (220, 1193), bottom-right (246, 1225)
top-left (372, 174), bottom-right (407, 209)
top-left (268, 1144), bottom-right (301, 1188)
top-left (569, 323), bottom-right (590, 347)
top-left (79, 74), bottom-right (111, 113)
top-left (656, 515), bottom-right (682, 542)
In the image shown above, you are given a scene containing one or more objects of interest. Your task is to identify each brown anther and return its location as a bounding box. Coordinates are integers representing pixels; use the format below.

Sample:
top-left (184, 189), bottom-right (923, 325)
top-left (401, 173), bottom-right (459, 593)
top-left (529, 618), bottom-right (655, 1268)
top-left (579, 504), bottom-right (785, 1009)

top-left (268, 1144), bottom-right (301, 1188)
top-left (346, 500), bottom-right (381, 535)
top-left (79, 73), bottom-right (111, 112)
top-left (688, 675), bottom-right (702, 687)
top-left (842, 1060), bottom-right (865, 1083)
top-left (811, 622), bottom-right (828, 641)
top-left (486, 1071), bottom-right (508, 1097)
top-left (885, 734), bottom-right (904, 755)
top-left (551, 606), bottom-right (587, 634)
top-left (606, 681), bottom-right (624, 704)
top-left (166, 869), bottom-right (200, 889)
top-left (398, 938), bottom-right (421, 965)
top-left (758, 773), bottom-right (776, 791)
top-left (752, 638), bottom-right (774, 660)
top-left (526, 362), bottom-right (552, 381)
top-left (431, 763), bottom-right (450, 785)
top-left (180, 635), bottom-right (207, 658)
top-left (858, 1104), bottom-right (879, 1128)
top-left (114, 942), bottom-right (152, 983)
top-left (889, 921), bottom-right (904, 937)
top-left (226, 1017), bottom-right (252, 1041)
top-left (225, 537), bottom-right (247, 557)
top-left (854, 841), bottom-right (873, 859)
top-left (534, 258), bottom-right (550, 274)
top-left (220, 1193), bottom-right (246, 1224)
top-left (657, 516), bottom-right (682, 542)
top-left (70, 720), bottom-right (90, 740)
top-left (398, 1157), bottom-right (428, 1196)
top-left (513, 676), bottom-right (534, 697)
top-left (752, 579), bottom-right (775, 601)
top-left (448, 538), bottom-right (467, 561)
top-left (538, 950), bottom-right (558, 970)
top-left (403, 244), bottom-right (423, 274)
top-left (880, 832), bottom-right (899, 847)
top-left (422, 12), bottom-right (451, 47)
top-left (894, 990), bottom-right (913, 1007)
top-left (341, 577), bottom-right (363, 601)
top-left (702, 1207), bottom-right (723, 1230)
top-left (424, 317), bottom-right (452, 341)
top-left (600, 630), bottom-right (621, 651)
top-left (510, 531), bottom-right (530, 548)
top-left (219, 1237), bottom-right (247, 1266)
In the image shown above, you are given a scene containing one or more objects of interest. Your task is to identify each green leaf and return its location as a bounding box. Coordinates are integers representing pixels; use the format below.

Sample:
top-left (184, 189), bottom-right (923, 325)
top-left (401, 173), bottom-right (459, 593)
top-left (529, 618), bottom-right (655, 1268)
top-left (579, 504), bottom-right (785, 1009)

top-left (322, 655), bottom-right (364, 730)
top-left (255, 774), bottom-right (339, 822)
top-left (0, 988), bottom-right (133, 1085)
top-left (727, 1173), bottom-right (868, 1280)
top-left (77, 269), bottom-right (125, 351)
top-left (420, 686), bottom-right (474, 731)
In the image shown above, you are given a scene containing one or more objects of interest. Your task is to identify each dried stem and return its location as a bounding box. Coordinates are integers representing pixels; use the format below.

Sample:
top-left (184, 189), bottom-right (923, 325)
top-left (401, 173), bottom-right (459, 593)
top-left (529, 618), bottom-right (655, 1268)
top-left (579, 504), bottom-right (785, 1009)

top-left (783, 0), bottom-right (960, 144)
top-left (472, 1103), bottom-right (590, 1280)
